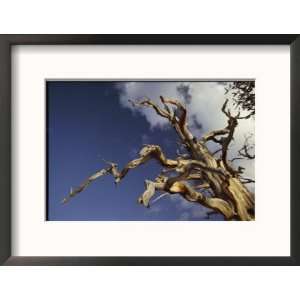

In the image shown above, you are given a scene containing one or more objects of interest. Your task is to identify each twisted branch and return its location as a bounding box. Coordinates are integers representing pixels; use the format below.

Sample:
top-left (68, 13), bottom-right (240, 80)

top-left (63, 94), bottom-right (254, 221)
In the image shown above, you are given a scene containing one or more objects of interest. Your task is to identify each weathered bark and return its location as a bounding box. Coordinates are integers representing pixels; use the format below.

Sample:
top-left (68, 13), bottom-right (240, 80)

top-left (63, 94), bottom-right (255, 221)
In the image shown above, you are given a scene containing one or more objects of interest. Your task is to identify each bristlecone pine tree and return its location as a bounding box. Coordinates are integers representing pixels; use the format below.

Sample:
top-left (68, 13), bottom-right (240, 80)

top-left (63, 84), bottom-right (255, 221)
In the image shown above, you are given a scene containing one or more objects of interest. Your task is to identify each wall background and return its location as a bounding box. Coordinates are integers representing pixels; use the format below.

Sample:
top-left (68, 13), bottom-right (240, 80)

top-left (1, 0), bottom-right (299, 299)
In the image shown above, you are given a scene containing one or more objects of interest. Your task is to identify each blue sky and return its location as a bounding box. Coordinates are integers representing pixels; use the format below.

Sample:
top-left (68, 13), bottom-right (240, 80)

top-left (47, 81), bottom-right (254, 221)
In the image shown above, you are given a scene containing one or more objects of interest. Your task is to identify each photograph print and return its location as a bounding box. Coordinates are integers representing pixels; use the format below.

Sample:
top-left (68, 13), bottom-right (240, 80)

top-left (47, 80), bottom-right (255, 221)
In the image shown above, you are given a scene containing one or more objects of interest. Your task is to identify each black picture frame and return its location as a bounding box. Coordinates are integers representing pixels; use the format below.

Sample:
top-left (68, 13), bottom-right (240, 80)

top-left (0, 34), bottom-right (299, 266)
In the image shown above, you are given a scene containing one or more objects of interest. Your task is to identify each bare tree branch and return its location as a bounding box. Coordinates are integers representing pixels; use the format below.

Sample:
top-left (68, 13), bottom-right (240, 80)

top-left (128, 98), bottom-right (171, 120)
top-left (240, 177), bottom-right (255, 184)
top-left (116, 144), bottom-right (178, 183)
top-left (62, 145), bottom-right (178, 203)
top-left (138, 178), bottom-right (166, 207)
top-left (238, 134), bottom-right (255, 159)
top-left (63, 92), bottom-right (255, 221)
top-left (62, 166), bottom-right (112, 204)
top-left (201, 128), bottom-right (229, 143)
top-left (166, 180), bottom-right (235, 220)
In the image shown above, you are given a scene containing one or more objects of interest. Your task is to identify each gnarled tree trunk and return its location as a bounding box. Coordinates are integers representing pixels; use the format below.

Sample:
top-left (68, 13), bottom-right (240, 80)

top-left (63, 94), bottom-right (255, 221)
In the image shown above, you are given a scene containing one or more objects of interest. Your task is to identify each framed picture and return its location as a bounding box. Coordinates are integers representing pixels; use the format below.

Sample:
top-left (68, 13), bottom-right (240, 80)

top-left (0, 34), bottom-right (299, 265)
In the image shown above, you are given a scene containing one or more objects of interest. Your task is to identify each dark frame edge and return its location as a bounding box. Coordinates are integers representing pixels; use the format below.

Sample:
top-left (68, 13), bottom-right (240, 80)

top-left (3, 256), bottom-right (297, 266)
top-left (291, 35), bottom-right (300, 266)
top-left (0, 37), bottom-right (11, 265)
top-left (0, 34), bottom-right (299, 45)
top-left (0, 34), bottom-right (299, 266)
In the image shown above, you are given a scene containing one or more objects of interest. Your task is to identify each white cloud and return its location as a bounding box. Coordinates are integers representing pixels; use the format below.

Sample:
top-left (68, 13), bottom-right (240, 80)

top-left (118, 81), bottom-right (254, 184)
top-left (118, 82), bottom-right (181, 129)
